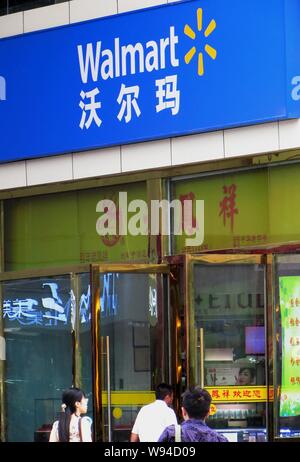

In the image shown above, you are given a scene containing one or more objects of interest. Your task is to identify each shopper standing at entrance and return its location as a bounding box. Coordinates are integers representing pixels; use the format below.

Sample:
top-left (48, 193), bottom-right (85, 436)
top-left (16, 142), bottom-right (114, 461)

top-left (130, 383), bottom-right (177, 442)
top-left (49, 387), bottom-right (92, 442)
top-left (158, 387), bottom-right (228, 442)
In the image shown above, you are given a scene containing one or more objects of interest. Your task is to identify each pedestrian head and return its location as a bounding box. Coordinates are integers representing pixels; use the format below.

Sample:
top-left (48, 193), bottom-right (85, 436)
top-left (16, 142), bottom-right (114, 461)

top-left (181, 387), bottom-right (211, 421)
top-left (155, 383), bottom-right (174, 405)
top-left (58, 387), bottom-right (88, 442)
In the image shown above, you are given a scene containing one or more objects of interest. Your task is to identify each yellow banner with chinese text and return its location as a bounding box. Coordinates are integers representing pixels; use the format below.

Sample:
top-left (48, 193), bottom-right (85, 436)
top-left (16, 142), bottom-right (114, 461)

top-left (100, 388), bottom-right (274, 406)
top-left (206, 386), bottom-right (274, 403)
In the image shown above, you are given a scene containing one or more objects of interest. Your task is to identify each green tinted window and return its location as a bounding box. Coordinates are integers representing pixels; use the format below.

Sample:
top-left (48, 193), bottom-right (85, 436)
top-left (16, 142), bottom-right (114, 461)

top-left (5, 183), bottom-right (147, 270)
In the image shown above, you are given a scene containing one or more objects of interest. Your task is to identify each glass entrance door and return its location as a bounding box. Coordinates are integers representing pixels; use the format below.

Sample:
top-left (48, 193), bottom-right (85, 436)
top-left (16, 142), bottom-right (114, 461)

top-left (187, 254), bottom-right (269, 442)
top-left (90, 264), bottom-right (172, 442)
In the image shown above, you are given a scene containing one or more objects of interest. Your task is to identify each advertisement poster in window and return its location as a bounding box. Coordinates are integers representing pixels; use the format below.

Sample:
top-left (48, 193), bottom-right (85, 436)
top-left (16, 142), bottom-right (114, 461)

top-left (279, 276), bottom-right (300, 417)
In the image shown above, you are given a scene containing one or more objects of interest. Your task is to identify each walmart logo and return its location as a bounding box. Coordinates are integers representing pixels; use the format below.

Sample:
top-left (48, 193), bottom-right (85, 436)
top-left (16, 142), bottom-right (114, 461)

top-left (0, 76), bottom-right (6, 101)
top-left (184, 8), bottom-right (217, 76)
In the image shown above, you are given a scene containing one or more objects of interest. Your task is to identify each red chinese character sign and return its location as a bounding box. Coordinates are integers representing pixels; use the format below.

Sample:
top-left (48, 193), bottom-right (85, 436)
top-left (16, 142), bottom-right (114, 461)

top-left (279, 276), bottom-right (300, 417)
top-left (173, 169), bottom-right (269, 253)
top-left (219, 184), bottom-right (239, 232)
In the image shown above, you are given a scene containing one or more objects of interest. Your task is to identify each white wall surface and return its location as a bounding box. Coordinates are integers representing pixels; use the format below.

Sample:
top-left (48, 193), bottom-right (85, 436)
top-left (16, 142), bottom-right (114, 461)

top-left (26, 154), bottom-right (73, 186)
top-left (73, 147), bottom-right (121, 179)
top-left (224, 122), bottom-right (279, 158)
top-left (23, 2), bottom-right (70, 33)
top-left (70, 0), bottom-right (117, 23)
top-left (0, 0), bottom-right (299, 190)
top-left (0, 161), bottom-right (27, 189)
top-left (0, 12), bottom-right (23, 38)
top-left (118, 0), bottom-right (167, 13)
top-left (121, 139), bottom-right (172, 172)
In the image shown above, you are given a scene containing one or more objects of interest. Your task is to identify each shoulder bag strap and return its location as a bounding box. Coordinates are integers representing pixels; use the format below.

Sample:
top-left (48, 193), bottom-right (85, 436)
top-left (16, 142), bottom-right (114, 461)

top-left (79, 417), bottom-right (83, 442)
top-left (174, 424), bottom-right (181, 443)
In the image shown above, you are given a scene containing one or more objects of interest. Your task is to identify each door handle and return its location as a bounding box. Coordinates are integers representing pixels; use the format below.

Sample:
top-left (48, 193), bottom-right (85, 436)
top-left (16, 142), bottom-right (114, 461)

top-left (101, 335), bottom-right (112, 442)
top-left (199, 328), bottom-right (204, 388)
top-left (105, 336), bottom-right (112, 442)
top-left (195, 328), bottom-right (204, 387)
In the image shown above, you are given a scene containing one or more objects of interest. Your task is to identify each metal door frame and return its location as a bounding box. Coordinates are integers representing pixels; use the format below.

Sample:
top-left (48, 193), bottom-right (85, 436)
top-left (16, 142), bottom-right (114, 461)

top-left (90, 262), bottom-right (171, 442)
top-left (184, 253), bottom-right (273, 440)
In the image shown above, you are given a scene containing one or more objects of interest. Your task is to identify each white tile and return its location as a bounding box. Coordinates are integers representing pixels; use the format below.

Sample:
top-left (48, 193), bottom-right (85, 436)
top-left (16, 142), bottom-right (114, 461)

top-left (0, 161), bottom-right (26, 190)
top-left (121, 139), bottom-right (171, 172)
top-left (279, 119), bottom-right (300, 150)
top-left (26, 155), bottom-right (73, 186)
top-left (118, 0), bottom-right (166, 13)
top-left (0, 12), bottom-right (23, 38)
top-left (172, 131), bottom-right (224, 165)
top-left (224, 122), bottom-right (279, 158)
top-left (70, 0), bottom-right (117, 24)
top-left (24, 3), bottom-right (70, 33)
top-left (73, 147), bottom-right (121, 179)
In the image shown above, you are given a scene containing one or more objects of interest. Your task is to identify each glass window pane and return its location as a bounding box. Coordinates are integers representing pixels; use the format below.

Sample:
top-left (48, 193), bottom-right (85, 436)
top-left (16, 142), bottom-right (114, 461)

top-left (4, 182), bottom-right (147, 271)
top-left (100, 272), bottom-right (167, 442)
top-left (170, 162), bottom-right (300, 255)
top-left (192, 262), bottom-right (267, 436)
top-left (0, 0), bottom-right (7, 16)
top-left (101, 273), bottom-right (165, 390)
top-left (2, 275), bottom-right (73, 442)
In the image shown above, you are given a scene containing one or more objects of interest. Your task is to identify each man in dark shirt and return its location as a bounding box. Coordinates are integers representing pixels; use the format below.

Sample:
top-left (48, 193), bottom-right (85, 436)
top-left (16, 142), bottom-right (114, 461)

top-left (158, 387), bottom-right (228, 443)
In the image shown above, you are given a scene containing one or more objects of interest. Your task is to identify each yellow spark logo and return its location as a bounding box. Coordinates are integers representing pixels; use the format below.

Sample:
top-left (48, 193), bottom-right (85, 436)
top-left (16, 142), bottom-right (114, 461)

top-left (184, 8), bottom-right (217, 76)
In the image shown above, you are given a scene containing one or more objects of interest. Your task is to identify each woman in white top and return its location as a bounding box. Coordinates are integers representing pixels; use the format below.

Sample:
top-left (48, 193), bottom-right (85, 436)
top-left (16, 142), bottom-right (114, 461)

top-left (49, 387), bottom-right (92, 442)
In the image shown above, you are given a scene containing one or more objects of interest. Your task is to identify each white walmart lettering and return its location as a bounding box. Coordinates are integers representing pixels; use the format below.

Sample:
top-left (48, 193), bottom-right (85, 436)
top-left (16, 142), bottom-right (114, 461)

top-left (77, 27), bottom-right (179, 84)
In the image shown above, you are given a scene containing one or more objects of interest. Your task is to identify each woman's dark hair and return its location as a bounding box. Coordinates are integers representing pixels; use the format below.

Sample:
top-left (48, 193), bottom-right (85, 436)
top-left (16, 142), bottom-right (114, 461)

top-left (58, 387), bottom-right (85, 442)
top-left (239, 367), bottom-right (255, 380)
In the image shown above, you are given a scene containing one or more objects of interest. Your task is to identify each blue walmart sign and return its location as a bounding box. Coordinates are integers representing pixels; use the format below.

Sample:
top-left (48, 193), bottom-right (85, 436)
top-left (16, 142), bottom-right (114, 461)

top-left (0, 0), bottom-right (299, 163)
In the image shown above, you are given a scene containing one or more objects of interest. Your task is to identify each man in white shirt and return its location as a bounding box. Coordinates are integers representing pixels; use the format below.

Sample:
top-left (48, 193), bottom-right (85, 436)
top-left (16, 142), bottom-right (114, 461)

top-left (130, 383), bottom-right (178, 442)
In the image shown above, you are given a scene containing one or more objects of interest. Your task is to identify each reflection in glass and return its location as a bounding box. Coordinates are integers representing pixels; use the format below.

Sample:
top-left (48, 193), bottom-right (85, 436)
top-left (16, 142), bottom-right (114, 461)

top-left (100, 273), bottom-right (166, 442)
top-left (0, 270), bottom-right (167, 442)
top-left (2, 276), bottom-right (72, 442)
top-left (192, 263), bottom-right (267, 433)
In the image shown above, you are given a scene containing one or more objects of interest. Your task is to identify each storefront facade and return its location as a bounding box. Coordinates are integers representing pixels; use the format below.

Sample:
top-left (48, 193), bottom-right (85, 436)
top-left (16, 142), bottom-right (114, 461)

top-left (1, 0), bottom-right (300, 442)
